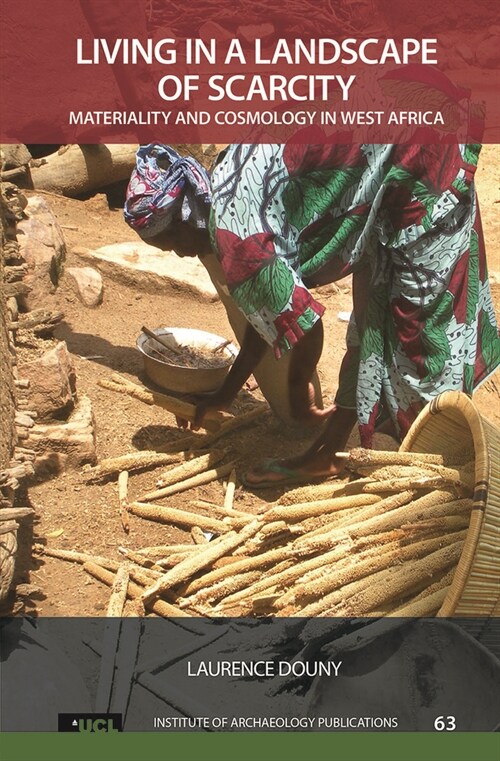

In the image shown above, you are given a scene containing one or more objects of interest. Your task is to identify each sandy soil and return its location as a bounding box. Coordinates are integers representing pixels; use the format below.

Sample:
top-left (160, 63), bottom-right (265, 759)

top-left (4, 147), bottom-right (499, 617)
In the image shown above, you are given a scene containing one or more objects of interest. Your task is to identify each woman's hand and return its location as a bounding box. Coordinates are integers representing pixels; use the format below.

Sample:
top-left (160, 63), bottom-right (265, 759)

top-left (176, 323), bottom-right (267, 430)
top-left (289, 380), bottom-right (334, 426)
top-left (175, 387), bottom-right (233, 431)
top-left (195, 388), bottom-right (234, 428)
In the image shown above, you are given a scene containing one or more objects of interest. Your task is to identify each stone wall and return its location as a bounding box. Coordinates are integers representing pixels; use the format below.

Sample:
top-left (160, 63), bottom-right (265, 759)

top-left (0, 190), bottom-right (17, 472)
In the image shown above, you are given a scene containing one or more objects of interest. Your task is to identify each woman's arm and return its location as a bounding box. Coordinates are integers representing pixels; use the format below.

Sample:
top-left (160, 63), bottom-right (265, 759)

top-left (188, 323), bottom-right (267, 427)
top-left (188, 319), bottom-right (332, 428)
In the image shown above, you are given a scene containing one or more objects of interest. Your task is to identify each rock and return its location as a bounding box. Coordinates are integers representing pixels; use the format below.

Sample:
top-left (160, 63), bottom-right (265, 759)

top-left (16, 195), bottom-right (66, 308)
top-left (82, 193), bottom-right (110, 214)
top-left (0, 182), bottom-right (28, 224)
top-left (66, 266), bottom-right (103, 307)
top-left (29, 395), bottom-right (97, 474)
top-left (30, 144), bottom-right (138, 197)
top-left (6, 296), bottom-right (18, 322)
top-left (73, 241), bottom-right (219, 302)
top-left (17, 341), bottom-right (76, 421)
top-left (0, 144), bottom-right (32, 170)
top-left (476, 36), bottom-right (500, 68)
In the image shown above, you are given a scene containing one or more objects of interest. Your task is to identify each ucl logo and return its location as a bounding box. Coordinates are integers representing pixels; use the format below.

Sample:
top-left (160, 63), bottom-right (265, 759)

top-left (58, 713), bottom-right (123, 732)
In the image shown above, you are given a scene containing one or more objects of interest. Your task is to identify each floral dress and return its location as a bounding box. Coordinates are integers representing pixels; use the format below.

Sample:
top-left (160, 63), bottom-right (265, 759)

top-left (210, 140), bottom-right (500, 445)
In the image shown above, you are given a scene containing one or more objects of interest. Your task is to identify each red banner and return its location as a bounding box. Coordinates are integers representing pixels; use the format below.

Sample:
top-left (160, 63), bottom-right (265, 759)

top-left (1, 0), bottom-right (499, 143)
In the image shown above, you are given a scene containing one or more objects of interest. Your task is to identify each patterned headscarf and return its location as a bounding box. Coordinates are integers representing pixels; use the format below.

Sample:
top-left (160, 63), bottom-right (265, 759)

top-left (124, 144), bottom-right (212, 238)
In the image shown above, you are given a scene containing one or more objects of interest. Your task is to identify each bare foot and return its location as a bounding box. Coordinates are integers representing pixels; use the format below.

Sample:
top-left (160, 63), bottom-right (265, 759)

top-left (244, 449), bottom-right (346, 487)
top-left (244, 405), bottom-right (357, 487)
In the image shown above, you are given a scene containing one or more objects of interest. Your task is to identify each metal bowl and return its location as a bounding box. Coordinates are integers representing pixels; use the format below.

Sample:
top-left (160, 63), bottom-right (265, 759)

top-left (136, 327), bottom-right (237, 394)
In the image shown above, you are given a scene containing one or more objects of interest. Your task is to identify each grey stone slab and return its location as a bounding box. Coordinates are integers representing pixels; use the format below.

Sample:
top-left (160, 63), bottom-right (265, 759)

top-left (77, 241), bottom-right (219, 302)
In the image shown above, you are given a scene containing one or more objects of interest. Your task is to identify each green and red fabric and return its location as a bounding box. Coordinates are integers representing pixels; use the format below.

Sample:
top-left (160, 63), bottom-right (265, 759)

top-left (211, 138), bottom-right (500, 445)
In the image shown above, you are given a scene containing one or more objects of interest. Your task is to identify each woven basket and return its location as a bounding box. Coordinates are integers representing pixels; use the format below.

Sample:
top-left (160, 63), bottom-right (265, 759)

top-left (400, 390), bottom-right (500, 618)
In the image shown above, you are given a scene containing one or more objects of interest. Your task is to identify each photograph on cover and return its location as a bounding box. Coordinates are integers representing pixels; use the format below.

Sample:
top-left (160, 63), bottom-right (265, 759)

top-left (0, 0), bottom-right (499, 746)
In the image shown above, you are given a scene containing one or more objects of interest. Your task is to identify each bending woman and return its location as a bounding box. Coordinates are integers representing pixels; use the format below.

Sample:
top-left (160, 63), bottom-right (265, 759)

top-left (126, 139), bottom-right (500, 486)
top-left (202, 139), bottom-right (500, 485)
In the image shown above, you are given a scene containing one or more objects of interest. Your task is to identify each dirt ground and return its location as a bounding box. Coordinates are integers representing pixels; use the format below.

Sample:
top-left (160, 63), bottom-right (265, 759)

top-left (5, 146), bottom-right (500, 617)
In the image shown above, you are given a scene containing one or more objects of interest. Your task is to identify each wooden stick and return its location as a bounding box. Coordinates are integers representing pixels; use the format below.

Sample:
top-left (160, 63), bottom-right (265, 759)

top-left (118, 470), bottom-right (129, 533)
top-left (39, 546), bottom-right (124, 571)
top-left (213, 338), bottom-right (232, 354)
top-left (9, 308), bottom-right (63, 332)
top-left (141, 520), bottom-right (263, 604)
top-left (0, 507), bottom-right (34, 521)
top-left (141, 325), bottom-right (183, 355)
top-left (0, 521), bottom-right (19, 535)
top-left (100, 374), bottom-right (230, 426)
top-left (99, 377), bottom-right (222, 432)
top-left (39, 545), bottom-right (162, 583)
top-left (137, 461), bottom-right (237, 502)
top-left (107, 564), bottom-right (130, 617)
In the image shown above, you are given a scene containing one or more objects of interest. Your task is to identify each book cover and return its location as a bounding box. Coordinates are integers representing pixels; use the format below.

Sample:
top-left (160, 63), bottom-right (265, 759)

top-left (0, 2), bottom-right (499, 760)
